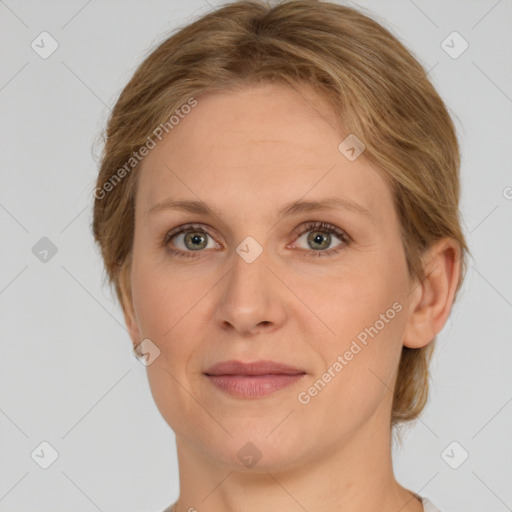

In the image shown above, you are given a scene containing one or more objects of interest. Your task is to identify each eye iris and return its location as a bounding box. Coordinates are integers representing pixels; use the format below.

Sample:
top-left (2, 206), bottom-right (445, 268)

top-left (184, 232), bottom-right (207, 250)
top-left (308, 231), bottom-right (330, 250)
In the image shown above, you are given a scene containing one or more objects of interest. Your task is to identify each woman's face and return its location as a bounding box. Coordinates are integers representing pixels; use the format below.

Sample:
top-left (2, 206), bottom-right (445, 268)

top-left (127, 82), bottom-right (417, 470)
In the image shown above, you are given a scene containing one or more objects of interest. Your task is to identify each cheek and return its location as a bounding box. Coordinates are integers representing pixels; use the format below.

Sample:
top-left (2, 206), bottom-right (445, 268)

top-left (305, 257), bottom-right (407, 386)
top-left (130, 251), bottom-right (202, 340)
top-left (297, 278), bottom-right (405, 430)
top-left (130, 258), bottom-right (207, 429)
top-left (305, 260), bottom-right (404, 338)
top-left (129, 253), bottom-right (218, 385)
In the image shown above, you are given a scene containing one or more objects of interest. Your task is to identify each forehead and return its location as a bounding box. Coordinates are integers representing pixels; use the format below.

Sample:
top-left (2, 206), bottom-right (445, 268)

top-left (136, 82), bottom-right (393, 224)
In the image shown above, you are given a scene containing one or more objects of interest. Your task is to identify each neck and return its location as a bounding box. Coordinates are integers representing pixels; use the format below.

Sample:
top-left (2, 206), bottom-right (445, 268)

top-left (171, 404), bottom-right (423, 512)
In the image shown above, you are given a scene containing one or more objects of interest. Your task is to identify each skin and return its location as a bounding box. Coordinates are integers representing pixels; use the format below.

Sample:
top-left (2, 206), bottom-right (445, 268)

top-left (121, 82), bottom-right (460, 512)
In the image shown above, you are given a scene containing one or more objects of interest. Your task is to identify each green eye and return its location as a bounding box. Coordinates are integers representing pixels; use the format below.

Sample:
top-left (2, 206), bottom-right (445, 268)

top-left (163, 221), bottom-right (350, 259)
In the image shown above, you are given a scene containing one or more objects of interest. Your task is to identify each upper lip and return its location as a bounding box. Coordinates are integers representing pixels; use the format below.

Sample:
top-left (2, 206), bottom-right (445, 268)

top-left (204, 360), bottom-right (306, 376)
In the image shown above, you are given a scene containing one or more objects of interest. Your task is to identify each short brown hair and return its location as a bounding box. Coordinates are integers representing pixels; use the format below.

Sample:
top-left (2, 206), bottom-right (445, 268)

top-left (92, 0), bottom-right (469, 426)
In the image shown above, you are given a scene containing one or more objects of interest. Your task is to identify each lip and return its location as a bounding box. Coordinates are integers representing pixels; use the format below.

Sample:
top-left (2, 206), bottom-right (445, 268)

top-left (204, 360), bottom-right (306, 398)
top-left (204, 359), bottom-right (305, 376)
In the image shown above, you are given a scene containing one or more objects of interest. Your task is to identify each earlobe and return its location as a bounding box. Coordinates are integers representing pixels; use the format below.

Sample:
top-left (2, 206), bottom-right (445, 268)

top-left (402, 238), bottom-right (461, 349)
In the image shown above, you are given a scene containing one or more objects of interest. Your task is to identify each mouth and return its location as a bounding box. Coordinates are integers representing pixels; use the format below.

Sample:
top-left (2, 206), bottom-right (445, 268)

top-left (204, 360), bottom-right (307, 399)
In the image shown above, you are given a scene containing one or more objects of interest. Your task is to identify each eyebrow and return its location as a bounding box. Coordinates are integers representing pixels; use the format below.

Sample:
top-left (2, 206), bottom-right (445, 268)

top-left (147, 196), bottom-right (373, 222)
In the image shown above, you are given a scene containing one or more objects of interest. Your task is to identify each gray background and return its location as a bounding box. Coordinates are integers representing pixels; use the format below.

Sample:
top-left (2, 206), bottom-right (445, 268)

top-left (0, 0), bottom-right (511, 511)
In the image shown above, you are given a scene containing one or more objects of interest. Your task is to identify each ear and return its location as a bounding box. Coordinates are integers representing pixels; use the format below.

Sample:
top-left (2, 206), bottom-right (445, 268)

top-left (403, 237), bottom-right (461, 349)
top-left (118, 260), bottom-right (141, 350)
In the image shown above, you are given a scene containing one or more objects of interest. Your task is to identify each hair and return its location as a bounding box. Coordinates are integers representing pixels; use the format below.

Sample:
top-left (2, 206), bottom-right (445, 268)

top-left (92, 0), bottom-right (469, 426)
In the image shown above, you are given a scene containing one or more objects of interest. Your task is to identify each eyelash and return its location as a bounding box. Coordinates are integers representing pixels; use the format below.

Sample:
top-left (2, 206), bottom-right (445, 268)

top-left (163, 221), bottom-right (351, 259)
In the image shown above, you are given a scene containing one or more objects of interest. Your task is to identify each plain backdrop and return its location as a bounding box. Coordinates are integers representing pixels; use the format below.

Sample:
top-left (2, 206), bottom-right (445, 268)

top-left (0, 0), bottom-right (511, 511)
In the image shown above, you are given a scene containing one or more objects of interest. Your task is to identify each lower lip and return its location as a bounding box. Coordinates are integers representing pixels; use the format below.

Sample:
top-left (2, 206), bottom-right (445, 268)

top-left (206, 374), bottom-right (305, 398)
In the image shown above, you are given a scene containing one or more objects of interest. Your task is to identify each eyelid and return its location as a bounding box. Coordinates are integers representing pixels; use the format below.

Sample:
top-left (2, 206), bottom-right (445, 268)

top-left (164, 220), bottom-right (350, 257)
top-left (289, 221), bottom-right (350, 254)
top-left (292, 221), bottom-right (349, 241)
top-left (164, 222), bottom-right (221, 243)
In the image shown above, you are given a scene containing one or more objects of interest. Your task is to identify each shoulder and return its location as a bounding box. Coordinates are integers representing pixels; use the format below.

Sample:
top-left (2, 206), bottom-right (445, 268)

top-left (421, 496), bottom-right (444, 512)
top-left (162, 498), bottom-right (443, 512)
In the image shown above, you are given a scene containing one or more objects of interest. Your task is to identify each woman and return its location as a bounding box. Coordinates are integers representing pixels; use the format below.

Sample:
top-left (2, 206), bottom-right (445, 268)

top-left (92, 1), bottom-right (469, 511)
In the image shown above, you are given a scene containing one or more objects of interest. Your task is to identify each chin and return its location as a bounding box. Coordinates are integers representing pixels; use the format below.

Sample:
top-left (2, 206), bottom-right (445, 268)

top-left (200, 424), bottom-right (311, 473)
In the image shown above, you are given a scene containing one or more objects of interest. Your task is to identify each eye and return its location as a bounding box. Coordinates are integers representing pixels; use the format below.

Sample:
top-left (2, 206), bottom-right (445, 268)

top-left (163, 221), bottom-right (350, 259)
top-left (164, 223), bottom-right (220, 258)
top-left (291, 221), bottom-right (350, 257)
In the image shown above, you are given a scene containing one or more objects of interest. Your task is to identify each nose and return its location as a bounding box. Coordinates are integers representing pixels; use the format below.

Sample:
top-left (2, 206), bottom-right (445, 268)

top-left (214, 244), bottom-right (287, 336)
